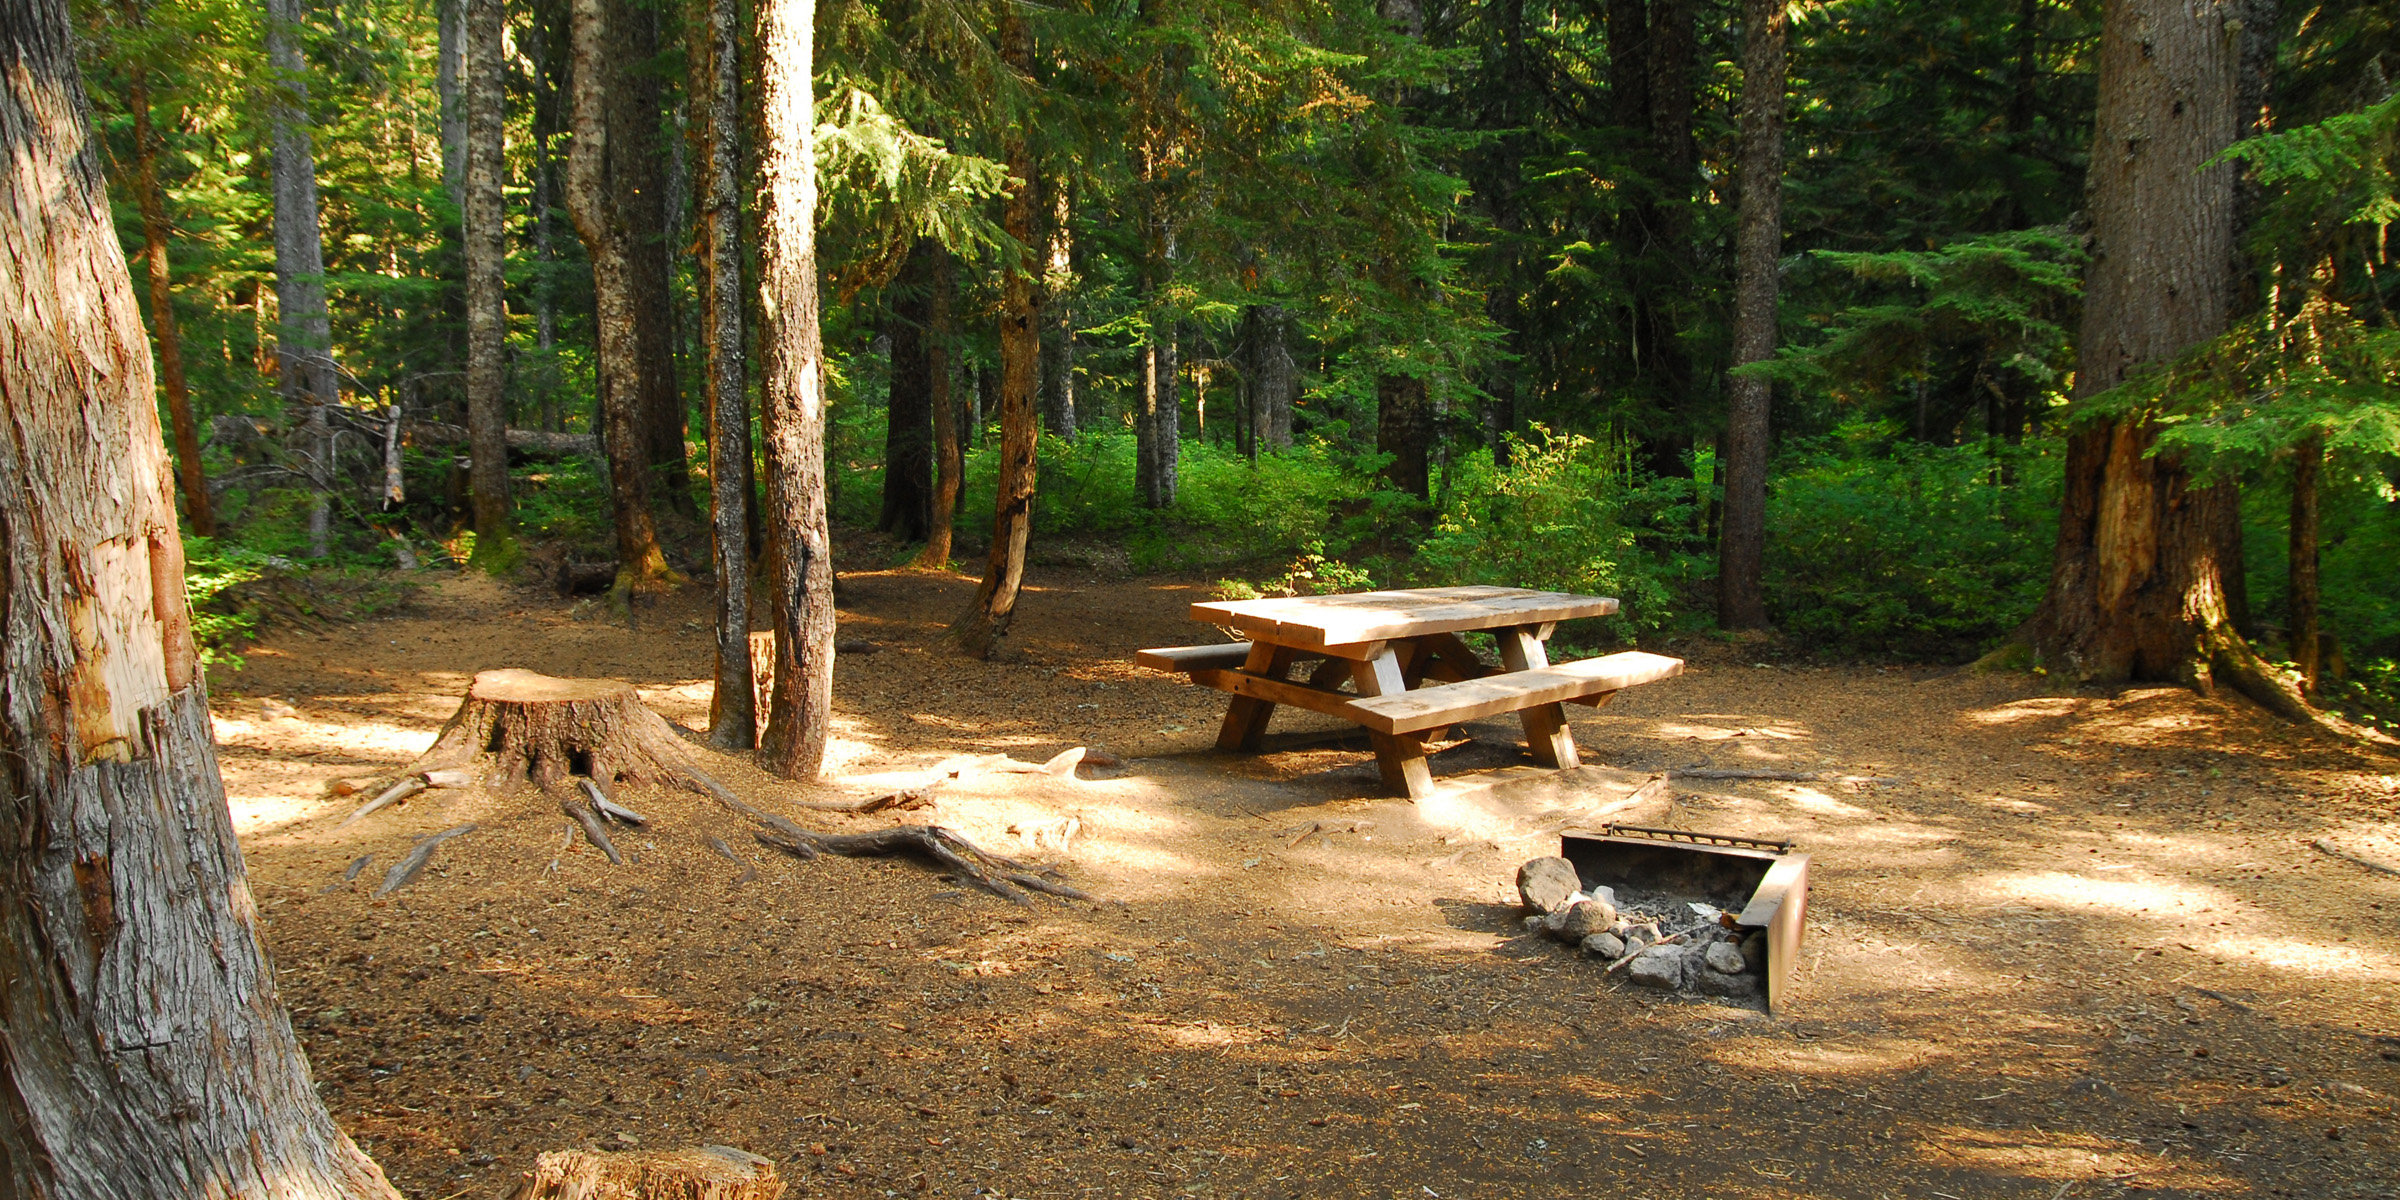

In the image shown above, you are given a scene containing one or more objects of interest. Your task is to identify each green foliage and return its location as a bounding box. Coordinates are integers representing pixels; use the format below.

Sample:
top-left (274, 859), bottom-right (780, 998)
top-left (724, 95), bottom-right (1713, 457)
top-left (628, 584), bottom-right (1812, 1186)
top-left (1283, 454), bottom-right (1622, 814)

top-left (181, 536), bottom-right (271, 666)
top-left (1764, 431), bottom-right (2062, 659)
top-left (1411, 428), bottom-right (1702, 640)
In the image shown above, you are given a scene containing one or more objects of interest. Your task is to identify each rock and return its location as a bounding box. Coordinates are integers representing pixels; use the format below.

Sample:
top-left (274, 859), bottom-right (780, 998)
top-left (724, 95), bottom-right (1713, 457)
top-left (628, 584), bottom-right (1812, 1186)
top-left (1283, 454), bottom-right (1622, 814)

top-left (1581, 932), bottom-right (1627, 960)
top-left (1690, 959), bottom-right (1761, 998)
top-left (1521, 914), bottom-right (1547, 936)
top-left (1625, 944), bottom-right (1688, 990)
top-left (1585, 885), bottom-right (1618, 911)
top-left (1609, 918), bottom-right (1633, 938)
top-left (1739, 931), bottom-right (1767, 971)
top-left (1517, 857), bottom-right (1582, 915)
top-left (1703, 942), bottom-right (1748, 975)
top-left (1550, 900), bottom-right (1617, 942)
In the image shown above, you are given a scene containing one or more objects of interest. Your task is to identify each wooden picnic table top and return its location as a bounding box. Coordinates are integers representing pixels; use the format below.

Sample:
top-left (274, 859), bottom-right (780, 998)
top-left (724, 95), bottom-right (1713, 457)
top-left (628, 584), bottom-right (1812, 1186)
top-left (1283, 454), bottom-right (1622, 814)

top-left (1188, 585), bottom-right (1619, 648)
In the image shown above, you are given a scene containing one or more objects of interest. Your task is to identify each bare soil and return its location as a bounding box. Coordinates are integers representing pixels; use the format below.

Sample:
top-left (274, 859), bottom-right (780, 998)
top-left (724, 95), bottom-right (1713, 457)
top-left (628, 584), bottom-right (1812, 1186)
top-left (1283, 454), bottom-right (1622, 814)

top-left (216, 543), bottom-right (2400, 1199)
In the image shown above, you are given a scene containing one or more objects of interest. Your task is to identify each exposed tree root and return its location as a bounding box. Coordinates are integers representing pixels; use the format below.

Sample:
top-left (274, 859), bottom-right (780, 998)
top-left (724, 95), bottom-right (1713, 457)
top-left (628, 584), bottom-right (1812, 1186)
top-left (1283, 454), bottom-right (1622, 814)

top-left (347, 669), bottom-right (1096, 902)
top-left (1978, 632), bottom-right (2398, 756)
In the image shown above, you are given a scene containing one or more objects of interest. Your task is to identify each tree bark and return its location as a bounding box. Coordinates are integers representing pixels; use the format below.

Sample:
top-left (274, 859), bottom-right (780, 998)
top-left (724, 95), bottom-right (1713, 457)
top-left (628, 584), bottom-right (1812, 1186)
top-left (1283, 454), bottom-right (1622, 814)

top-left (1137, 315), bottom-right (1180, 508)
top-left (755, 0), bottom-right (835, 779)
top-left (916, 245), bottom-right (961, 569)
top-left (0, 3), bottom-right (399, 1189)
top-left (566, 0), bottom-right (675, 595)
top-left (464, 0), bottom-right (515, 568)
top-left (608, 0), bottom-right (696, 523)
top-left (880, 249), bottom-right (934, 544)
top-left (702, 0), bottom-right (754, 748)
top-left (2025, 0), bottom-right (2310, 720)
top-left (2289, 430), bottom-right (2321, 692)
top-left (945, 7), bottom-right (1042, 659)
top-left (1716, 0), bottom-right (1784, 630)
top-left (120, 0), bottom-right (212, 536)
top-left (266, 0), bottom-right (338, 557)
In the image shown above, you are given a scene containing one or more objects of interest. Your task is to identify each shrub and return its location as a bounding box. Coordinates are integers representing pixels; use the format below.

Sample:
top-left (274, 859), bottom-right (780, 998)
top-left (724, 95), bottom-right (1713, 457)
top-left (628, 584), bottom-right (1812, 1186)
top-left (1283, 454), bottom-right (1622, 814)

top-left (1411, 428), bottom-right (1700, 641)
top-left (1764, 432), bottom-right (2060, 658)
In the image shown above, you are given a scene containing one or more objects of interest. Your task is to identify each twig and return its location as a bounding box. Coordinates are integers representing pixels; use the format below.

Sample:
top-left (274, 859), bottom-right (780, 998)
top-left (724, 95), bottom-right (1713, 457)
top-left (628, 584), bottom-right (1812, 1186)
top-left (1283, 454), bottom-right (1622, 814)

top-left (2311, 838), bottom-right (2400, 878)
top-left (580, 778), bottom-right (647, 825)
top-left (707, 835), bottom-right (758, 884)
top-left (373, 824), bottom-right (476, 895)
top-left (562, 797), bottom-right (622, 865)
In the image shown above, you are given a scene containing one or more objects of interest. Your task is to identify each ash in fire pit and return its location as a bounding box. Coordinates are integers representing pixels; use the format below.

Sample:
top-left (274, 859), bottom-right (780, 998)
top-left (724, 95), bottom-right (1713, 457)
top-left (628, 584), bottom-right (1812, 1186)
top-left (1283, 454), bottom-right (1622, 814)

top-left (1516, 825), bottom-right (1808, 1012)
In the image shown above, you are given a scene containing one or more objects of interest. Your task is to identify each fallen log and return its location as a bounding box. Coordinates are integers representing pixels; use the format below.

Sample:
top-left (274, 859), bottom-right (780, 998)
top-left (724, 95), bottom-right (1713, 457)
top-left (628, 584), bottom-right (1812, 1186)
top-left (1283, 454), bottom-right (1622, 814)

top-left (407, 419), bottom-right (600, 458)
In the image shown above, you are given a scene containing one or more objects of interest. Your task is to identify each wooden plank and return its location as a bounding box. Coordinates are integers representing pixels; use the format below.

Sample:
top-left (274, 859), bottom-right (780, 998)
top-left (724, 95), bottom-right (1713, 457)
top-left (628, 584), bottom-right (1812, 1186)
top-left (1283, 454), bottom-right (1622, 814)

top-left (1347, 651), bottom-right (1685, 735)
top-left (1189, 587), bottom-right (1618, 647)
top-left (1135, 643), bottom-right (1253, 673)
top-left (1215, 643), bottom-right (1294, 752)
top-left (1498, 625), bottom-right (1577, 768)
top-left (1350, 649), bottom-right (1433, 799)
top-left (1188, 669), bottom-right (1371, 723)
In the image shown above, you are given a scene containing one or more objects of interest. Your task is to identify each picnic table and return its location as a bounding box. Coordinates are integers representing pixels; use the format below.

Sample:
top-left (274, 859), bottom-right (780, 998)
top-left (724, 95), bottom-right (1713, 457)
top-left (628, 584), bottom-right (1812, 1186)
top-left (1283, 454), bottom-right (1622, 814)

top-left (1136, 585), bottom-right (1683, 800)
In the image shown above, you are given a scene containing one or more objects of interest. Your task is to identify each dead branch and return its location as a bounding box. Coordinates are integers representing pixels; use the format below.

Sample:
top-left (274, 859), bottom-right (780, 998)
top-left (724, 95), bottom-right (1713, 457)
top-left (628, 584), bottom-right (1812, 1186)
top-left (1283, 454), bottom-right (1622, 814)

top-left (374, 823), bottom-right (477, 895)
top-left (2312, 838), bottom-right (2400, 878)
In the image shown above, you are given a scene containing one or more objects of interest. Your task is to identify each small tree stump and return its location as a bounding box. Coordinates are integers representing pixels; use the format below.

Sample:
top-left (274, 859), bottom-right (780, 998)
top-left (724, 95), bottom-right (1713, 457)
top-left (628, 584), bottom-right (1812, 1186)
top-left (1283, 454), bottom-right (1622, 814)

top-left (509, 1146), bottom-right (783, 1200)
top-left (415, 669), bottom-right (731, 797)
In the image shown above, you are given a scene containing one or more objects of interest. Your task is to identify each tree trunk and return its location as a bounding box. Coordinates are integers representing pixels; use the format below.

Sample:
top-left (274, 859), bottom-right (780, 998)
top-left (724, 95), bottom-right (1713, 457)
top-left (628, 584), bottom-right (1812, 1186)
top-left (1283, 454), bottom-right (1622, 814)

top-left (464, 0), bottom-right (516, 568)
top-left (754, 0), bottom-right (835, 779)
top-left (1376, 373), bottom-right (1431, 500)
top-left (945, 10), bottom-right (1041, 660)
top-left (2025, 0), bottom-right (2310, 720)
top-left (916, 245), bottom-right (961, 569)
top-left (1243, 304), bottom-right (1296, 452)
top-left (566, 0), bottom-right (675, 595)
top-left (509, 1147), bottom-right (783, 1200)
top-left (438, 0), bottom-right (464, 205)
top-left (267, 0), bottom-right (339, 557)
top-left (407, 670), bottom-right (739, 797)
top-left (0, 4), bottom-right (399, 1189)
top-left (1716, 0), bottom-right (1784, 630)
top-left (702, 0), bottom-right (754, 748)
top-left (120, 3), bottom-right (212, 536)
top-left (1631, 0), bottom-right (1696, 478)
top-left (608, 0), bottom-right (695, 525)
top-left (2289, 430), bottom-right (2321, 692)
top-left (880, 248), bottom-right (934, 544)
top-left (1137, 318), bottom-right (1180, 508)
top-left (1606, 0), bottom-right (1649, 131)
top-left (1041, 185), bottom-right (1076, 440)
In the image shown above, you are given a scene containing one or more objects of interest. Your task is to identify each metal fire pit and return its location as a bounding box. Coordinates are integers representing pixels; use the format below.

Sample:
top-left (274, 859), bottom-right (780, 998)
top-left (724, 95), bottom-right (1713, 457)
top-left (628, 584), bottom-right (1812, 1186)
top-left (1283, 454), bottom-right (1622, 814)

top-left (1559, 824), bottom-right (1809, 1013)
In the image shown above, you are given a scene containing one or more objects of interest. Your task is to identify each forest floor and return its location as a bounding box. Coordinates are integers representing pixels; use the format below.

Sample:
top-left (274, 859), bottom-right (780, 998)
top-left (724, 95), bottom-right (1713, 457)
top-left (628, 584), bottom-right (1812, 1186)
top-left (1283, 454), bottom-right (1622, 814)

top-left (215, 536), bottom-right (2399, 1200)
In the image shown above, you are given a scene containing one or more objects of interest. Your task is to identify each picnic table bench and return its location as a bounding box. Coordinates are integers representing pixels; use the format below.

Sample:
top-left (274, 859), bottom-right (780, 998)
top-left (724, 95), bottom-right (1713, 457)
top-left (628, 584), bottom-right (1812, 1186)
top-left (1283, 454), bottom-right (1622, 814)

top-left (1136, 585), bottom-right (1683, 800)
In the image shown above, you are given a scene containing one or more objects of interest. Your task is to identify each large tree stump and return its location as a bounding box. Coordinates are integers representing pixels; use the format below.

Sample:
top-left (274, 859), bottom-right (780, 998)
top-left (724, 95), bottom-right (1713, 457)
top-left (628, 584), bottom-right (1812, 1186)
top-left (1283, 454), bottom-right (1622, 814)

top-left (415, 669), bottom-right (730, 797)
top-left (509, 1146), bottom-right (782, 1200)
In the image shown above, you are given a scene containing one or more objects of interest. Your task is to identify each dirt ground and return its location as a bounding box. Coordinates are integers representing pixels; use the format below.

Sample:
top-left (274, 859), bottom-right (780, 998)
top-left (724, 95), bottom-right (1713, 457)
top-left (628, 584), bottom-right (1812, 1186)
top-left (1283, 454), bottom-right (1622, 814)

top-left (214, 544), bottom-right (2399, 1199)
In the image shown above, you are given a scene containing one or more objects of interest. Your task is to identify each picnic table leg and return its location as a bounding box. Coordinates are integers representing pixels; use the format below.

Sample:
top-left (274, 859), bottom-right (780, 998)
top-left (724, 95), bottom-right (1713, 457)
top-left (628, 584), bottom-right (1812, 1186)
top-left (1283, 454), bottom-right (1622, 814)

top-left (1351, 648), bottom-right (1434, 799)
top-left (1214, 643), bottom-right (1295, 752)
top-left (1498, 625), bottom-right (1581, 770)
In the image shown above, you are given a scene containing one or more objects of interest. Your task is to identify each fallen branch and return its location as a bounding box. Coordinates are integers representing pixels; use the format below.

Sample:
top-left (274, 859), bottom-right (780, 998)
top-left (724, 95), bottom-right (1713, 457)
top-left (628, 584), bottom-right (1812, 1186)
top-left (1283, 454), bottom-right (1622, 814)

top-left (2312, 838), bottom-right (2400, 878)
top-left (750, 821), bottom-right (1093, 906)
top-left (708, 835), bottom-right (759, 884)
top-left (406, 419), bottom-right (599, 458)
top-left (563, 794), bottom-right (622, 865)
top-left (374, 824), bottom-right (476, 895)
top-left (337, 776), bottom-right (424, 828)
top-left (788, 784), bottom-right (938, 814)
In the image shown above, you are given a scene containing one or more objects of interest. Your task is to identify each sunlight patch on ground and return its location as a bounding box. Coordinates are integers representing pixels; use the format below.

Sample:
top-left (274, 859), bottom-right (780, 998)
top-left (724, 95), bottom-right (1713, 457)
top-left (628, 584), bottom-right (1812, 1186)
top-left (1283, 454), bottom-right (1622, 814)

top-left (1719, 1035), bottom-right (1944, 1078)
top-left (1979, 870), bottom-right (2231, 916)
top-left (2199, 935), bottom-right (2397, 978)
top-left (1648, 717), bottom-right (1810, 742)
top-left (1913, 1124), bottom-right (2232, 1192)
top-left (213, 712), bottom-right (434, 762)
top-left (1962, 696), bottom-right (2085, 724)
top-left (1776, 785), bottom-right (1874, 818)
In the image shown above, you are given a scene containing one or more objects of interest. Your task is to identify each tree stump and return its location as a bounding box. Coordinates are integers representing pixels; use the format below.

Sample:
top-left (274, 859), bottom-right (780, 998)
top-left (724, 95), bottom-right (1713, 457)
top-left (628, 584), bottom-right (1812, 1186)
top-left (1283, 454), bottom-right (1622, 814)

top-left (415, 669), bottom-right (731, 797)
top-left (508, 1146), bottom-right (782, 1200)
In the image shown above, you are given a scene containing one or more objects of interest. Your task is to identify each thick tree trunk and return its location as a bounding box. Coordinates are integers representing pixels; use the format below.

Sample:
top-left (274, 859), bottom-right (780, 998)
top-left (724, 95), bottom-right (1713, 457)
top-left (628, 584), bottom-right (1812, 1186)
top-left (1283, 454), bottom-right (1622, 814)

top-left (702, 0), bottom-right (753, 748)
top-left (464, 0), bottom-right (515, 568)
top-left (267, 0), bottom-right (339, 557)
top-left (566, 0), bottom-right (675, 594)
top-left (1137, 320), bottom-right (1179, 507)
top-left (880, 250), bottom-right (934, 544)
top-left (1376, 373), bottom-right (1431, 500)
top-left (1606, 0), bottom-right (1649, 131)
top-left (916, 245), bottom-right (961, 569)
top-left (120, 9), bottom-right (212, 535)
top-left (946, 14), bottom-right (1042, 659)
top-left (609, 0), bottom-right (696, 523)
top-left (2026, 0), bottom-right (2315, 722)
top-left (0, 5), bottom-right (399, 1190)
top-left (1716, 0), bottom-right (1784, 630)
top-left (1242, 304), bottom-right (1296, 452)
top-left (2289, 431), bottom-right (2321, 692)
top-left (755, 0), bottom-right (835, 779)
